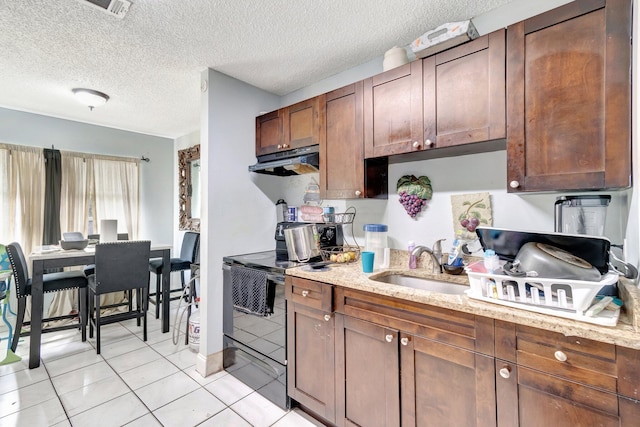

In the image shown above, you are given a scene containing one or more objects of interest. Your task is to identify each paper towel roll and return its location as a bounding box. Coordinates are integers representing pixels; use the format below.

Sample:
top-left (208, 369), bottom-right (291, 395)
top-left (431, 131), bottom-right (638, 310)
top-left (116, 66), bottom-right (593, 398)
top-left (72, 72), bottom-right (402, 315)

top-left (100, 219), bottom-right (118, 242)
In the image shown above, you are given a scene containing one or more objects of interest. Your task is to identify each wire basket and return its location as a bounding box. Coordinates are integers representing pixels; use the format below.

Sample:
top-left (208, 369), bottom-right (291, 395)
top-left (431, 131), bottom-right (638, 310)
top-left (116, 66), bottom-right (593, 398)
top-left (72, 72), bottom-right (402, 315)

top-left (323, 212), bottom-right (355, 224)
top-left (321, 245), bottom-right (361, 264)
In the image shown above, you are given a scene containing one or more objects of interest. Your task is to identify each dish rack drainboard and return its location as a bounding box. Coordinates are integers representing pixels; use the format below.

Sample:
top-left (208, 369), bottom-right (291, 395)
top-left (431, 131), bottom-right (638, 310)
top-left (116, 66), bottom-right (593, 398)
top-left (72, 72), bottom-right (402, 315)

top-left (465, 262), bottom-right (620, 327)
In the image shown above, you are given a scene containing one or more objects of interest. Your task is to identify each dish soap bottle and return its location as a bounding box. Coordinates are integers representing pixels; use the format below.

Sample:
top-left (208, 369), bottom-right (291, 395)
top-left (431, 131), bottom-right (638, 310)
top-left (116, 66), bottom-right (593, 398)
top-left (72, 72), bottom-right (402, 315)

top-left (408, 241), bottom-right (416, 269)
top-left (447, 230), bottom-right (464, 266)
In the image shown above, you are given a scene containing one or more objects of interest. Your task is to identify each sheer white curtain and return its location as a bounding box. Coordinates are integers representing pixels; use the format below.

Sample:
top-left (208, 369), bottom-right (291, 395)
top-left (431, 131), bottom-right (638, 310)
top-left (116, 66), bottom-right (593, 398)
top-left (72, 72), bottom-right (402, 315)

top-left (49, 153), bottom-right (93, 318)
top-left (60, 153), bottom-right (92, 236)
top-left (0, 144), bottom-right (45, 259)
top-left (0, 144), bottom-right (45, 320)
top-left (92, 157), bottom-right (140, 239)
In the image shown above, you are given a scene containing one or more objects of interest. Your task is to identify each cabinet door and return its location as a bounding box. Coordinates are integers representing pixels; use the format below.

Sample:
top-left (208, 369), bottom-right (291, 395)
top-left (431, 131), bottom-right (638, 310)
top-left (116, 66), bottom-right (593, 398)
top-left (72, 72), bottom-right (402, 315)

top-left (401, 333), bottom-right (496, 427)
top-left (256, 110), bottom-right (283, 156)
top-left (423, 30), bottom-right (505, 149)
top-left (364, 61), bottom-right (423, 158)
top-left (496, 360), bottom-right (622, 427)
top-left (283, 96), bottom-right (325, 151)
top-left (335, 314), bottom-right (400, 427)
top-left (506, 0), bottom-right (631, 192)
top-left (287, 303), bottom-right (336, 424)
top-left (321, 83), bottom-right (365, 199)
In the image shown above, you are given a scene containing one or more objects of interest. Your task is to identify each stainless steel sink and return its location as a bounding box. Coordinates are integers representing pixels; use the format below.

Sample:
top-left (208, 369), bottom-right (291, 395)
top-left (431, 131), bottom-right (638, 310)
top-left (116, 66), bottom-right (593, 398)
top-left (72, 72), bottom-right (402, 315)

top-left (370, 273), bottom-right (469, 295)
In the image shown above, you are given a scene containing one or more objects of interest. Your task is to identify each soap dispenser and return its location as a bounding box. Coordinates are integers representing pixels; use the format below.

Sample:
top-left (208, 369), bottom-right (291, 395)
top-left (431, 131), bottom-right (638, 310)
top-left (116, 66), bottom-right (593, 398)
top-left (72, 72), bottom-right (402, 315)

top-left (408, 241), bottom-right (416, 269)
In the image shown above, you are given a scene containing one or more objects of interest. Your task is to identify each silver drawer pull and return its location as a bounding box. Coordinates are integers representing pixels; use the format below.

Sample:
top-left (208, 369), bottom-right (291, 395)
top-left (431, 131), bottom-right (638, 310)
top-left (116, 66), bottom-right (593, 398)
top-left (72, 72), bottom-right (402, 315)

top-left (385, 334), bottom-right (393, 343)
top-left (400, 337), bottom-right (409, 346)
top-left (324, 314), bottom-right (331, 322)
top-left (554, 350), bottom-right (567, 362)
top-left (301, 290), bottom-right (309, 297)
top-left (499, 366), bottom-right (511, 379)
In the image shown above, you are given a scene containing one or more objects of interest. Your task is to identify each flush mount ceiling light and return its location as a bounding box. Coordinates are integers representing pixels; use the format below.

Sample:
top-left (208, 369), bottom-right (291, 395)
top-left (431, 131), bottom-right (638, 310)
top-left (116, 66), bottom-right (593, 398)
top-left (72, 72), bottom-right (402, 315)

top-left (72, 88), bottom-right (110, 110)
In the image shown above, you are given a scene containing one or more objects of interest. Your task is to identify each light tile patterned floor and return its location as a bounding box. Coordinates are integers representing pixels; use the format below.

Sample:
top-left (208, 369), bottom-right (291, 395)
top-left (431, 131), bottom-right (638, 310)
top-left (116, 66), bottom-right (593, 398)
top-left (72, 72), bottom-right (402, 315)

top-left (0, 303), bottom-right (324, 427)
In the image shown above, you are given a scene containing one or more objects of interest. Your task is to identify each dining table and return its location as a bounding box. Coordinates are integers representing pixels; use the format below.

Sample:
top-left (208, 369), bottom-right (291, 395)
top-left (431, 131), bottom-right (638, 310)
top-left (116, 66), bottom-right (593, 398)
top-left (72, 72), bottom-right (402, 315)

top-left (27, 243), bottom-right (172, 369)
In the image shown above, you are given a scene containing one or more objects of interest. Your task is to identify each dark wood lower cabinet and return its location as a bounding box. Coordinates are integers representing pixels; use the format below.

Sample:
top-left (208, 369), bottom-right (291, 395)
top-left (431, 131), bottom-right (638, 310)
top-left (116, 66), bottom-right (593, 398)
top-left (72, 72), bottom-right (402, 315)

top-left (287, 279), bottom-right (640, 427)
top-left (335, 314), bottom-right (400, 427)
top-left (496, 359), bottom-right (640, 427)
top-left (286, 278), bottom-right (336, 424)
top-left (402, 333), bottom-right (496, 427)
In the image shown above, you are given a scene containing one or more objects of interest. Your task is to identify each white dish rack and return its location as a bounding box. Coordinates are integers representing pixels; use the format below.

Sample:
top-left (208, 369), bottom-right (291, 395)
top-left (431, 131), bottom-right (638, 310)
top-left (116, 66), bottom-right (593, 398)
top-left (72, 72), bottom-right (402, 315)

top-left (465, 262), bottom-right (620, 326)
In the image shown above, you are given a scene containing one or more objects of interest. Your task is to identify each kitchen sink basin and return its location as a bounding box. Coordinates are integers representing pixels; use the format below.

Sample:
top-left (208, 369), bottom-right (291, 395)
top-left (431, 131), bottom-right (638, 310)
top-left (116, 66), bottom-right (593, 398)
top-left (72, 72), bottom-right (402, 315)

top-left (370, 273), bottom-right (469, 295)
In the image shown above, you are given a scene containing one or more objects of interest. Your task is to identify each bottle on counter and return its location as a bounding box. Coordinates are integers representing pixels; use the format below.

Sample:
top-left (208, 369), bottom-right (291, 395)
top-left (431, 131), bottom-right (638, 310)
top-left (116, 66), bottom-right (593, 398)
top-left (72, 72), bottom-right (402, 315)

top-left (408, 241), bottom-right (416, 269)
top-left (447, 230), bottom-right (464, 266)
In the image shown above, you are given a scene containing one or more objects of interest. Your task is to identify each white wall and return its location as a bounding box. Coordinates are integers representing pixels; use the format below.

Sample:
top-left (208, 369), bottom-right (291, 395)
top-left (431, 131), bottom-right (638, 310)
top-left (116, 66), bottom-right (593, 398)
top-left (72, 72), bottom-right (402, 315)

top-left (197, 69), bottom-right (283, 373)
top-left (0, 107), bottom-right (174, 246)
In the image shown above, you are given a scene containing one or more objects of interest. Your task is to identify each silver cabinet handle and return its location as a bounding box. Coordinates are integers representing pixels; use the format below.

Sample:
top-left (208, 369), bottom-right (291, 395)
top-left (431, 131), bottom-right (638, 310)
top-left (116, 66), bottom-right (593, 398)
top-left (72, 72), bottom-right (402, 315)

top-left (355, 190), bottom-right (362, 197)
top-left (400, 337), bottom-right (409, 346)
top-left (425, 139), bottom-right (433, 147)
top-left (554, 350), bottom-right (567, 362)
top-left (412, 141), bottom-right (420, 148)
top-left (499, 366), bottom-right (511, 379)
top-left (509, 180), bottom-right (520, 189)
top-left (301, 290), bottom-right (309, 297)
top-left (324, 314), bottom-right (331, 322)
top-left (277, 144), bottom-right (283, 149)
top-left (283, 143), bottom-right (289, 149)
top-left (385, 334), bottom-right (393, 343)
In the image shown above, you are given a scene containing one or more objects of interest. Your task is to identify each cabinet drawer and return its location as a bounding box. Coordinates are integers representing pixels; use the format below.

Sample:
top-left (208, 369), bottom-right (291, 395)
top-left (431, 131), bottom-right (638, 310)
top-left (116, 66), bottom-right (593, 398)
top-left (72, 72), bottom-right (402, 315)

top-left (502, 324), bottom-right (617, 392)
top-left (334, 287), bottom-right (494, 355)
top-left (286, 277), bottom-right (333, 312)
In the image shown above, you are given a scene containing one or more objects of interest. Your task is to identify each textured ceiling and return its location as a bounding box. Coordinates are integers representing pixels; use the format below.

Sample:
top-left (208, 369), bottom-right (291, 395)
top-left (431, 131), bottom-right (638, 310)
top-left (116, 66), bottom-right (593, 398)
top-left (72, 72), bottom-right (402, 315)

top-left (0, 0), bottom-right (513, 138)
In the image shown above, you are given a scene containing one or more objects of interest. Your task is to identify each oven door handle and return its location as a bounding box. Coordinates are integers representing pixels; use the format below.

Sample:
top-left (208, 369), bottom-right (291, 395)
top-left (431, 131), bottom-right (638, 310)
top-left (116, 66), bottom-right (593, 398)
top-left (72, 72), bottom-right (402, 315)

top-left (222, 263), bottom-right (285, 285)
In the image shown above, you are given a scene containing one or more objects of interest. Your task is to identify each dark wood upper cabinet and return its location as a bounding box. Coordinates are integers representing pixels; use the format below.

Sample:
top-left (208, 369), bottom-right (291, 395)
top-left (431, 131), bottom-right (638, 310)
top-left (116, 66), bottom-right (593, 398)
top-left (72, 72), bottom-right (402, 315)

top-left (424, 29), bottom-right (506, 149)
top-left (255, 96), bottom-right (324, 156)
top-left (283, 96), bottom-right (325, 151)
top-left (321, 83), bottom-right (365, 199)
top-left (322, 82), bottom-right (389, 199)
top-left (506, 0), bottom-right (631, 192)
top-left (364, 61), bottom-right (424, 158)
top-left (255, 109), bottom-right (283, 156)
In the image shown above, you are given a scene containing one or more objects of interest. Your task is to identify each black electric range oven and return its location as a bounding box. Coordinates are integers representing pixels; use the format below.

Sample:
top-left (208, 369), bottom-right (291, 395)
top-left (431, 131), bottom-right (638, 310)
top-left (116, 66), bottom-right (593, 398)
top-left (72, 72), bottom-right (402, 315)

top-left (222, 250), bottom-right (300, 410)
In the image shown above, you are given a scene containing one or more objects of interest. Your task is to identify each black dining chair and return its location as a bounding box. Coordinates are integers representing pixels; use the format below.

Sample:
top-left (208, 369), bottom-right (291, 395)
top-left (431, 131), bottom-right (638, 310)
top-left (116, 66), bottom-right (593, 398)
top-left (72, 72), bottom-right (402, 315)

top-left (6, 242), bottom-right (88, 352)
top-left (148, 231), bottom-right (199, 319)
top-left (83, 233), bottom-right (129, 277)
top-left (87, 240), bottom-right (150, 354)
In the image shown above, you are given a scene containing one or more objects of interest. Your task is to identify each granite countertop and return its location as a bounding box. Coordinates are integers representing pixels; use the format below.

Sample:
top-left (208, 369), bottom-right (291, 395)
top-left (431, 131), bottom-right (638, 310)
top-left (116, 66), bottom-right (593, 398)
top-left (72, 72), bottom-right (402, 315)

top-left (286, 250), bottom-right (640, 350)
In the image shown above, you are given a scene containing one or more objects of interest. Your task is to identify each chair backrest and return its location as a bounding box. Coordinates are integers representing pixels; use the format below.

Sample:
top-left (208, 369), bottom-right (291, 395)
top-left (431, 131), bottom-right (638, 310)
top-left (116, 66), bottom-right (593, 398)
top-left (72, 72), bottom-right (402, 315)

top-left (6, 242), bottom-right (29, 298)
top-left (94, 241), bottom-right (151, 294)
top-left (88, 233), bottom-right (129, 241)
top-left (180, 232), bottom-right (200, 263)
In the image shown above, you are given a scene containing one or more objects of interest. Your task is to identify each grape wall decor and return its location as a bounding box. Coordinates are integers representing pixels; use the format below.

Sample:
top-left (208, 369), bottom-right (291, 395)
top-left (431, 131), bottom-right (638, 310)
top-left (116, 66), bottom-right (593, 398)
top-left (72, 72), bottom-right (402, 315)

top-left (397, 175), bottom-right (433, 218)
top-left (450, 192), bottom-right (493, 240)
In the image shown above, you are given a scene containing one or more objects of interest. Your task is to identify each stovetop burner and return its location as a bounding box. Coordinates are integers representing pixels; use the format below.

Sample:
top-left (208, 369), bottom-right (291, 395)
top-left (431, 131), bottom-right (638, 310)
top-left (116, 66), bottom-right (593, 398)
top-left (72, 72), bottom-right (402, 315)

top-left (223, 250), bottom-right (301, 274)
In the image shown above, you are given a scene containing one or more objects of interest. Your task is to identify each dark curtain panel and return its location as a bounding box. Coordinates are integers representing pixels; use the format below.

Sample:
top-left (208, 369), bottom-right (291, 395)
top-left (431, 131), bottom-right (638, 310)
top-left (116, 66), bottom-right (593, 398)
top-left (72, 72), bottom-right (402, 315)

top-left (43, 148), bottom-right (62, 245)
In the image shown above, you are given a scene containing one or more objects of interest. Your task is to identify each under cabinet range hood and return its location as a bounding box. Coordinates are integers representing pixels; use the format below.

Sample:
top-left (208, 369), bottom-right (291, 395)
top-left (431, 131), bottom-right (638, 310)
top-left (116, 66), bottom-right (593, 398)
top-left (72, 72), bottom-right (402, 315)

top-left (249, 145), bottom-right (319, 176)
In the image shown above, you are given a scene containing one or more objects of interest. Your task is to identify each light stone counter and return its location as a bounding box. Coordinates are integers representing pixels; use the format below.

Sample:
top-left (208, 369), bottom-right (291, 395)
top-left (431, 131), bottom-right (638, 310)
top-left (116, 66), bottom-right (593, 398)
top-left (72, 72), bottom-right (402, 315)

top-left (286, 250), bottom-right (640, 350)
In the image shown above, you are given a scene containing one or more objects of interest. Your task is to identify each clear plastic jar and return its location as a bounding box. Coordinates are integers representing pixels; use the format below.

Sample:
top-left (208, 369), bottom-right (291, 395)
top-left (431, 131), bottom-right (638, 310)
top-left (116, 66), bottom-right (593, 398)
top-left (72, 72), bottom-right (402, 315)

top-left (363, 224), bottom-right (388, 270)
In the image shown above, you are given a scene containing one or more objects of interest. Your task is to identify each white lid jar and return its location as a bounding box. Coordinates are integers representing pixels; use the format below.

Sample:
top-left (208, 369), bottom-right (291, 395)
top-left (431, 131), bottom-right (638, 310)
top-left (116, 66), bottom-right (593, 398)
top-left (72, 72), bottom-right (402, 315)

top-left (363, 224), bottom-right (389, 270)
top-left (383, 46), bottom-right (409, 71)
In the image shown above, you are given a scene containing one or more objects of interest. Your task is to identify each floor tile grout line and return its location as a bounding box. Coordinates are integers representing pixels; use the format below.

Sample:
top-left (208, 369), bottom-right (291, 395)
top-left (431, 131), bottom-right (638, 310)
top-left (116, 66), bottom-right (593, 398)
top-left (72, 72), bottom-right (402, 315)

top-left (0, 316), bottom-right (288, 427)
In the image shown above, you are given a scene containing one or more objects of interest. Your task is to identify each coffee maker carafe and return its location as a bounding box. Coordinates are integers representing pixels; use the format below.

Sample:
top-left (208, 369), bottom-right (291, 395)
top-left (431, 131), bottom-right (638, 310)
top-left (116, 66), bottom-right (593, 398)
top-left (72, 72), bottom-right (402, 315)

top-left (554, 195), bottom-right (611, 236)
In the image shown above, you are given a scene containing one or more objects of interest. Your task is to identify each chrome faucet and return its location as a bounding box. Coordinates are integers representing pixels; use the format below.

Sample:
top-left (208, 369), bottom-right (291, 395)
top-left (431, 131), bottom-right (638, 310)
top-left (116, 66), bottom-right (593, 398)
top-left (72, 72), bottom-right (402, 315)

top-left (411, 239), bottom-right (446, 273)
